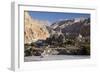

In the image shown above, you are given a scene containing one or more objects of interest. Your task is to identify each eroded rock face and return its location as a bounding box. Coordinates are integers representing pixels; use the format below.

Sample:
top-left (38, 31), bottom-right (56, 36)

top-left (24, 12), bottom-right (50, 44)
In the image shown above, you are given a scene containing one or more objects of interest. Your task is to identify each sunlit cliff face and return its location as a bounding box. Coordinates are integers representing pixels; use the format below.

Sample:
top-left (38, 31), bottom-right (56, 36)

top-left (24, 12), bottom-right (50, 44)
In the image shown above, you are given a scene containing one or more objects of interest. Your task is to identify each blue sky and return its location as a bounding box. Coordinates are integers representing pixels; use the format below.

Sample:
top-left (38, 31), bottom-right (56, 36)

top-left (28, 11), bottom-right (90, 24)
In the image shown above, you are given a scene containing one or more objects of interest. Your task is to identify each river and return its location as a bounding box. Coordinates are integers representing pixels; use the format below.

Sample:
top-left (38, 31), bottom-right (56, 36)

top-left (24, 55), bottom-right (90, 62)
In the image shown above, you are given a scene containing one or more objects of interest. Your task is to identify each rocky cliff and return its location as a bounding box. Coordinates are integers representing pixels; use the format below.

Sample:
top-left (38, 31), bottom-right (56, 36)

top-left (24, 12), bottom-right (50, 44)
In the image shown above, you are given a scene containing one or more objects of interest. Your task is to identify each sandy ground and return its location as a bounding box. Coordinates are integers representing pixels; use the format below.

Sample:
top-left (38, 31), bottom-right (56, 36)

top-left (24, 55), bottom-right (90, 62)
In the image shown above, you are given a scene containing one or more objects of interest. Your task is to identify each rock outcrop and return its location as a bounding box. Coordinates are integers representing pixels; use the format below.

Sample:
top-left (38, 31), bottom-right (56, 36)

top-left (24, 12), bottom-right (50, 44)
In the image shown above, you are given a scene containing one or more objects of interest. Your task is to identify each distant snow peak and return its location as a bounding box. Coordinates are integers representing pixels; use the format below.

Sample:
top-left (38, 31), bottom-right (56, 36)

top-left (74, 17), bottom-right (86, 23)
top-left (59, 18), bottom-right (68, 21)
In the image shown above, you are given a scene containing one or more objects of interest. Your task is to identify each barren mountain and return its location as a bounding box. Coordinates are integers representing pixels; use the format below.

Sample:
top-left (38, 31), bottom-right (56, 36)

top-left (24, 12), bottom-right (50, 44)
top-left (51, 18), bottom-right (90, 37)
